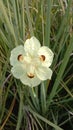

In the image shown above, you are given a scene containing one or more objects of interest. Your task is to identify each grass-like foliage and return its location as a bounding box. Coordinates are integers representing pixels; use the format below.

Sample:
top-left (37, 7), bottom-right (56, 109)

top-left (0, 0), bottom-right (73, 130)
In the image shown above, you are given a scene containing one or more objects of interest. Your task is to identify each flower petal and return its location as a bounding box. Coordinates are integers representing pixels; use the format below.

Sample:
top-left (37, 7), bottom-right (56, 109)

top-left (10, 45), bottom-right (25, 66)
top-left (20, 74), bottom-right (41, 87)
top-left (24, 36), bottom-right (41, 55)
top-left (11, 64), bottom-right (25, 79)
top-left (35, 66), bottom-right (53, 80)
top-left (38, 46), bottom-right (54, 67)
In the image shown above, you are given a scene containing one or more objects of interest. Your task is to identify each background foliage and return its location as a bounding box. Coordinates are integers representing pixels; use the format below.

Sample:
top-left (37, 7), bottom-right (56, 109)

top-left (0, 0), bottom-right (73, 130)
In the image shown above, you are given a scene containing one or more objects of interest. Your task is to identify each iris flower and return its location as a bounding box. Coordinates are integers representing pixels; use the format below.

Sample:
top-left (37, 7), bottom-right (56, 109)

top-left (10, 36), bottom-right (54, 87)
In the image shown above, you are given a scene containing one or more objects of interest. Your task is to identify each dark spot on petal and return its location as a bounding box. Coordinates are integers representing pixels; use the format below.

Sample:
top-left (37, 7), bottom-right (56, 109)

top-left (40, 55), bottom-right (45, 61)
top-left (17, 54), bottom-right (24, 61)
top-left (27, 73), bottom-right (34, 78)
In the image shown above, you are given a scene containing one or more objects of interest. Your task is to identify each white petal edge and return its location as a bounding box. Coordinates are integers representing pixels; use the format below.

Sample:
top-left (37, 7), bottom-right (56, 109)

top-left (11, 64), bottom-right (25, 79)
top-left (20, 73), bottom-right (41, 87)
top-left (10, 45), bottom-right (24, 66)
top-left (24, 36), bottom-right (41, 55)
top-left (35, 66), bottom-right (53, 80)
top-left (38, 46), bottom-right (54, 67)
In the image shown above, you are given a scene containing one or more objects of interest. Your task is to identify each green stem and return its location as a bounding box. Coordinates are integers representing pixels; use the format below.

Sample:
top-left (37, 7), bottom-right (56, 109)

top-left (25, 0), bottom-right (34, 36)
top-left (47, 33), bottom-right (73, 107)
top-left (16, 90), bottom-right (23, 130)
top-left (45, 0), bottom-right (52, 47)
top-left (40, 83), bottom-right (46, 115)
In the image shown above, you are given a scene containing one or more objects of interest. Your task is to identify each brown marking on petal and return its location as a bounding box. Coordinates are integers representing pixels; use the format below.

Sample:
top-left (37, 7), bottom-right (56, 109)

top-left (40, 55), bottom-right (45, 61)
top-left (27, 73), bottom-right (34, 78)
top-left (17, 54), bottom-right (24, 61)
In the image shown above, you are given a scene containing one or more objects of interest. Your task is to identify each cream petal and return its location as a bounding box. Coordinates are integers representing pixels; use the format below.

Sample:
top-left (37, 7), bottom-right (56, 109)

top-left (27, 64), bottom-right (35, 74)
top-left (20, 74), bottom-right (41, 87)
top-left (35, 67), bottom-right (53, 80)
top-left (10, 45), bottom-right (25, 66)
top-left (11, 64), bottom-right (25, 79)
top-left (24, 36), bottom-right (41, 55)
top-left (38, 46), bottom-right (54, 67)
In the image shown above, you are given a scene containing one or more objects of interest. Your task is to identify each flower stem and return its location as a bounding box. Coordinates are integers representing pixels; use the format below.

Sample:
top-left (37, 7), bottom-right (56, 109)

top-left (32, 87), bottom-right (36, 97)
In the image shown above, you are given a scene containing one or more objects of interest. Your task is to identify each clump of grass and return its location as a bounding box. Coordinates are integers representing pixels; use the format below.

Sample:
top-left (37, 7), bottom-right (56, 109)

top-left (0, 0), bottom-right (73, 130)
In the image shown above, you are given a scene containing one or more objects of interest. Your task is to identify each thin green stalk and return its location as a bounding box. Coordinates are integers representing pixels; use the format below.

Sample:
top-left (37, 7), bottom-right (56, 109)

top-left (45, 0), bottom-right (52, 47)
top-left (29, 108), bottom-right (63, 130)
top-left (21, 0), bottom-right (25, 40)
top-left (0, 29), bottom-right (11, 48)
top-left (53, 0), bottom-right (72, 51)
top-left (0, 0), bottom-right (18, 46)
top-left (16, 89), bottom-right (23, 130)
top-left (53, 31), bottom-right (69, 68)
top-left (16, 0), bottom-right (21, 32)
top-left (25, 0), bottom-right (34, 36)
top-left (40, 83), bottom-right (46, 115)
top-left (41, 0), bottom-right (44, 45)
top-left (7, 0), bottom-right (12, 23)
top-left (47, 35), bottom-right (73, 107)
top-left (0, 77), bottom-right (12, 124)
top-left (12, 0), bottom-right (19, 41)
top-left (33, 115), bottom-right (44, 130)
top-left (29, 88), bottom-right (40, 112)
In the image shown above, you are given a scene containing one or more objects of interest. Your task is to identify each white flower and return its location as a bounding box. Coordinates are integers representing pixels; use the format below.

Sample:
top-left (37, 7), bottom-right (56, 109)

top-left (10, 36), bottom-right (54, 87)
